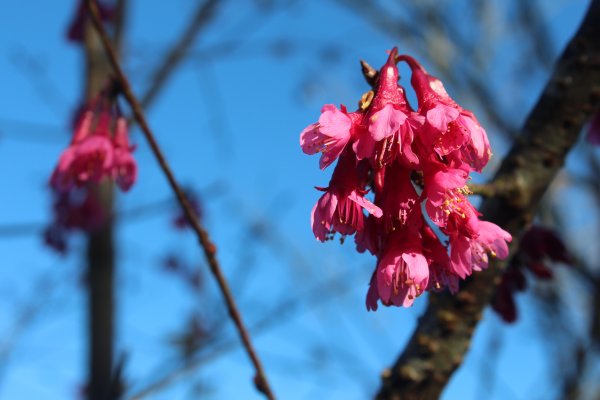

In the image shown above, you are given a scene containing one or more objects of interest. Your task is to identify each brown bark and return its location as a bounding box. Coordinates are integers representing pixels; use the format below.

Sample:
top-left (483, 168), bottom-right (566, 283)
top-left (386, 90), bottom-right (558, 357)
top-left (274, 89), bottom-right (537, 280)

top-left (377, 1), bottom-right (600, 399)
top-left (83, 11), bottom-right (119, 400)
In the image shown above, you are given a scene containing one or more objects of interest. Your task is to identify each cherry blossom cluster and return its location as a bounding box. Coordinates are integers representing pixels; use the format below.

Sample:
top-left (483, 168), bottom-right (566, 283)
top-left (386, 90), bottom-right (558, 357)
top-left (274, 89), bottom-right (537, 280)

top-left (300, 48), bottom-right (512, 309)
top-left (50, 87), bottom-right (137, 194)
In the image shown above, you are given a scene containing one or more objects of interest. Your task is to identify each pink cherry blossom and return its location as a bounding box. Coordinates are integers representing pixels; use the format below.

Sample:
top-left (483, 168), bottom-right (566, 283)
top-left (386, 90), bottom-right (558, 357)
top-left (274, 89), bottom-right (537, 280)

top-left (377, 163), bottom-right (421, 232)
top-left (300, 48), bottom-right (512, 311)
top-left (353, 49), bottom-right (421, 167)
top-left (450, 221), bottom-right (511, 278)
top-left (400, 54), bottom-right (492, 172)
top-left (311, 150), bottom-right (382, 241)
top-left (300, 104), bottom-right (353, 169)
top-left (375, 233), bottom-right (429, 307)
top-left (51, 90), bottom-right (137, 193)
top-left (420, 225), bottom-right (457, 293)
top-left (51, 133), bottom-right (115, 192)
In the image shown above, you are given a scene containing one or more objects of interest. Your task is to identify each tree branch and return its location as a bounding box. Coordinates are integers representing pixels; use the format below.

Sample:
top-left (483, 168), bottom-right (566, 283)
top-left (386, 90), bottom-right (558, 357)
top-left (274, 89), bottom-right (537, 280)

top-left (377, 1), bottom-right (600, 398)
top-left (83, 9), bottom-right (120, 399)
top-left (139, 0), bottom-right (219, 110)
top-left (84, 1), bottom-right (276, 399)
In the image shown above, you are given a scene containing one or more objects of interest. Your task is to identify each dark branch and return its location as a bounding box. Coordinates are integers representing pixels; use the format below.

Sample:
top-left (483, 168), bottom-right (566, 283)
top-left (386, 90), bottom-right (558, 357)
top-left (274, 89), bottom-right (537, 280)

top-left (377, 1), bottom-right (600, 398)
top-left (83, 11), bottom-right (120, 400)
top-left (139, 0), bottom-right (219, 110)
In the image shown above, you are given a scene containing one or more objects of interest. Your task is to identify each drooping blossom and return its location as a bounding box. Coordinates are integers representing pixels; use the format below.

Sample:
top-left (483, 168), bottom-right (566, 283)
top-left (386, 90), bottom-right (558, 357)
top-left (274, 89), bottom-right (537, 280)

top-left (50, 110), bottom-right (115, 192)
top-left (422, 224), bottom-right (457, 294)
top-left (50, 85), bottom-right (137, 193)
top-left (300, 104), bottom-right (353, 169)
top-left (300, 47), bottom-right (512, 310)
top-left (374, 231), bottom-right (429, 308)
top-left (353, 48), bottom-right (423, 168)
top-left (450, 221), bottom-right (511, 279)
top-left (311, 148), bottom-right (382, 241)
top-left (399, 54), bottom-right (492, 172)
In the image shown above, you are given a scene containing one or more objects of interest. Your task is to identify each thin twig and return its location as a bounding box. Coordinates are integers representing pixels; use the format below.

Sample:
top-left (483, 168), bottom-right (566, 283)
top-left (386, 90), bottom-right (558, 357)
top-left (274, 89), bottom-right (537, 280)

top-left (83, 8), bottom-right (119, 399)
top-left (467, 183), bottom-right (499, 198)
top-left (0, 181), bottom-right (225, 238)
top-left (139, 0), bottom-right (219, 110)
top-left (127, 273), bottom-right (355, 400)
top-left (84, 1), bottom-right (276, 398)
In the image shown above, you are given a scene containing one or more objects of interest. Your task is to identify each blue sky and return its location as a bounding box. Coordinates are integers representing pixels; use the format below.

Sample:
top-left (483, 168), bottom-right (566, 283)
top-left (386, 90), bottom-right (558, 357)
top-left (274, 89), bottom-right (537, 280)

top-left (0, 0), bottom-right (592, 399)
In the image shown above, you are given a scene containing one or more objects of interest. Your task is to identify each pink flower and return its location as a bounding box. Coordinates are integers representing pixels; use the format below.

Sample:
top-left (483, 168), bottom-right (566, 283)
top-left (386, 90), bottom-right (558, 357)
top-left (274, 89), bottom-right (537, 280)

top-left (421, 225), bottom-right (457, 294)
top-left (423, 165), bottom-right (475, 231)
top-left (51, 90), bottom-right (137, 193)
top-left (377, 163), bottom-right (421, 233)
top-left (51, 111), bottom-right (115, 192)
top-left (425, 104), bottom-right (469, 156)
top-left (355, 214), bottom-right (380, 255)
top-left (311, 150), bottom-right (382, 241)
top-left (450, 221), bottom-right (511, 279)
top-left (353, 48), bottom-right (422, 167)
top-left (70, 136), bottom-right (114, 182)
top-left (375, 233), bottom-right (429, 307)
top-left (399, 54), bottom-right (492, 172)
top-left (300, 104), bottom-right (353, 169)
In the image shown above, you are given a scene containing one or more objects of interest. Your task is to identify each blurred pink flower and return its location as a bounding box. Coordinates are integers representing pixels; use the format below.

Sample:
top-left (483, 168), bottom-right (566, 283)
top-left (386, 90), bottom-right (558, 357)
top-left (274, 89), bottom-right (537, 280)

top-left (51, 89), bottom-right (137, 193)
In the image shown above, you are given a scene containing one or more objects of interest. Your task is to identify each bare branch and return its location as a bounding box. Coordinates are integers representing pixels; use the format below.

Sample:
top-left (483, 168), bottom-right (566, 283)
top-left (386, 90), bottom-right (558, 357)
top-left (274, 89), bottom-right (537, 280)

top-left (139, 0), bottom-right (220, 110)
top-left (126, 273), bottom-right (356, 400)
top-left (83, 7), bottom-right (121, 398)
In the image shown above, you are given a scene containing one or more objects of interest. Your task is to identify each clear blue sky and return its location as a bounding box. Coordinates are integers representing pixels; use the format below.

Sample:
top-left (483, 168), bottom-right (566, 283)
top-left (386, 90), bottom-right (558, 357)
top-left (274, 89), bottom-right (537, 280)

top-left (0, 1), bottom-right (591, 399)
